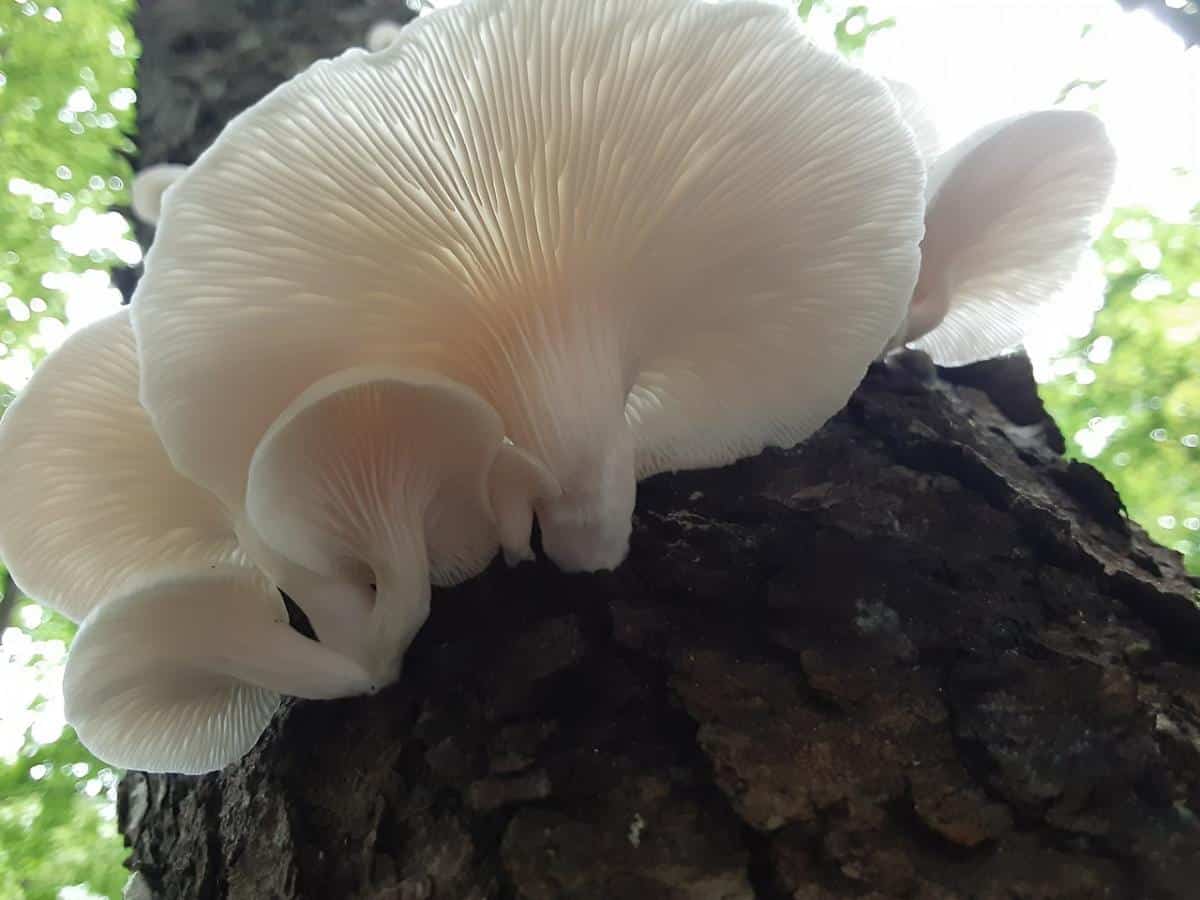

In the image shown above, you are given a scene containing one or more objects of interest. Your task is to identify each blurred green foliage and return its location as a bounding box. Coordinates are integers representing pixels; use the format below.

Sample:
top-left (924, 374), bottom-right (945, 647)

top-left (1, 0), bottom-right (137, 897)
top-left (1040, 205), bottom-right (1200, 572)
top-left (0, 601), bottom-right (126, 900)
top-left (0, 0), bottom-right (135, 354)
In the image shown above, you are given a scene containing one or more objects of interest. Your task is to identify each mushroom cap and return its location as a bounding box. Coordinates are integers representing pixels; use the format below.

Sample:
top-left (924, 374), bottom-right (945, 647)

top-left (132, 0), bottom-right (924, 516)
top-left (885, 78), bottom-right (940, 165)
top-left (365, 19), bottom-right (406, 52)
top-left (64, 567), bottom-right (373, 774)
top-left (0, 309), bottom-right (240, 621)
top-left (905, 110), bottom-right (1116, 366)
top-left (246, 367), bottom-right (513, 587)
top-left (247, 368), bottom-right (536, 682)
top-left (0, 311), bottom-right (387, 666)
top-left (130, 163), bottom-right (189, 226)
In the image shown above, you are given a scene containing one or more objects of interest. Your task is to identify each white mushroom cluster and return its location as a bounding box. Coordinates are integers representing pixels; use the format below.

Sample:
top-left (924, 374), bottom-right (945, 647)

top-left (0, 0), bottom-right (1114, 774)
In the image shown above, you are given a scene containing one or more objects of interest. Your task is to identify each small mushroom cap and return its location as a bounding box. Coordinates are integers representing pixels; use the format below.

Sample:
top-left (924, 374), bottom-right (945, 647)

top-left (904, 110), bottom-right (1117, 366)
top-left (130, 163), bottom-right (188, 226)
top-left (0, 309), bottom-right (240, 621)
top-left (64, 567), bottom-right (373, 774)
top-left (132, 0), bottom-right (924, 529)
top-left (247, 367), bottom-right (511, 585)
top-left (365, 19), bottom-right (406, 52)
top-left (0, 310), bottom-right (382, 666)
top-left (247, 368), bottom-right (533, 681)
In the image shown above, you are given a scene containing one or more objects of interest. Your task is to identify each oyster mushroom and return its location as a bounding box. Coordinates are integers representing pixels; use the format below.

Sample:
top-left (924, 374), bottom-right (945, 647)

top-left (0, 309), bottom-right (238, 621)
top-left (132, 0), bottom-right (925, 572)
top-left (0, 310), bottom-right (377, 667)
top-left (894, 109), bottom-right (1117, 365)
top-left (247, 367), bottom-right (558, 682)
top-left (64, 567), bottom-right (373, 774)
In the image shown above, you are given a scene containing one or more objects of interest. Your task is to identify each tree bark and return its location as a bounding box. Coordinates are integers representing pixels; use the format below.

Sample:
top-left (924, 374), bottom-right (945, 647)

top-left (122, 4), bottom-right (1200, 898)
top-left (0, 572), bottom-right (19, 644)
top-left (1116, 1), bottom-right (1200, 48)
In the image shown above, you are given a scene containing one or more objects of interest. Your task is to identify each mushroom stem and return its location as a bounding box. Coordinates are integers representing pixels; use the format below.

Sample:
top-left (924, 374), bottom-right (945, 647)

top-left (470, 311), bottom-right (638, 572)
top-left (535, 421), bottom-right (636, 573)
top-left (286, 580), bottom-right (377, 670)
top-left (225, 618), bottom-right (376, 699)
top-left (369, 530), bottom-right (433, 686)
top-left (234, 519), bottom-right (376, 667)
top-left (487, 442), bottom-right (562, 566)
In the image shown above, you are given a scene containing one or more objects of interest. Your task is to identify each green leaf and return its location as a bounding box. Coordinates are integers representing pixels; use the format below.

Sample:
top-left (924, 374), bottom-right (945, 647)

top-left (0, 1), bottom-right (137, 896)
top-left (1040, 205), bottom-right (1200, 574)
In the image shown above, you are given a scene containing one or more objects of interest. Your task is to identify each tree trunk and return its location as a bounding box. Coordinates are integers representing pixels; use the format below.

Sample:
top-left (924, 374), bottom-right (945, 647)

top-left (122, 4), bottom-right (1200, 897)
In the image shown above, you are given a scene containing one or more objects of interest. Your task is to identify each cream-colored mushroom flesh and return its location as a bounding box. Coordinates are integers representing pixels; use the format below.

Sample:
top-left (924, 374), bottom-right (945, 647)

top-left (0, 309), bottom-right (240, 621)
top-left (904, 110), bottom-right (1117, 366)
top-left (64, 567), bottom-right (373, 774)
top-left (232, 520), bottom-right (379, 668)
top-left (132, 0), bottom-right (925, 572)
top-left (487, 441), bottom-right (562, 566)
top-left (246, 368), bottom-right (548, 682)
top-left (0, 309), bottom-right (380, 666)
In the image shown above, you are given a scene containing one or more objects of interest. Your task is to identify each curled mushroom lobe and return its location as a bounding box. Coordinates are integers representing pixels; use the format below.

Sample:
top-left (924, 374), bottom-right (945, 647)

top-left (897, 108), bottom-right (1117, 365)
top-left (65, 568), bottom-right (372, 774)
top-left (0, 312), bottom-right (388, 771)
top-left (246, 368), bottom-right (555, 684)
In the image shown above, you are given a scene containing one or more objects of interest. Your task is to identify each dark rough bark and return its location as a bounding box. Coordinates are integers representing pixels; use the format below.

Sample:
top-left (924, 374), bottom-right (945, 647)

top-left (1116, 1), bottom-right (1200, 48)
top-left (120, 351), bottom-right (1200, 900)
top-left (122, 4), bottom-right (1200, 898)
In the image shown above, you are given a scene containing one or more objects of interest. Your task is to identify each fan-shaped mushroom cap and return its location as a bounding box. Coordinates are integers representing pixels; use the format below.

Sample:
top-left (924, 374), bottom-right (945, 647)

top-left (901, 110), bottom-right (1116, 366)
top-left (64, 567), bottom-right (373, 774)
top-left (130, 163), bottom-right (188, 226)
top-left (132, 0), bottom-right (925, 572)
top-left (0, 309), bottom-right (239, 621)
top-left (246, 368), bottom-right (555, 681)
